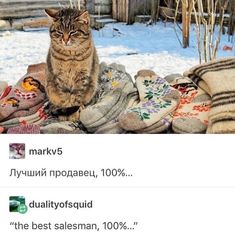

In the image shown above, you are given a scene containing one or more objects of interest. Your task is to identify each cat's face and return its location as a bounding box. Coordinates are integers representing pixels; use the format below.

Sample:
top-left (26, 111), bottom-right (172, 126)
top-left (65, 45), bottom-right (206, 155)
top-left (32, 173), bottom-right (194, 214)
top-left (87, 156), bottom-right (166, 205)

top-left (45, 8), bottom-right (90, 48)
top-left (9, 144), bottom-right (25, 159)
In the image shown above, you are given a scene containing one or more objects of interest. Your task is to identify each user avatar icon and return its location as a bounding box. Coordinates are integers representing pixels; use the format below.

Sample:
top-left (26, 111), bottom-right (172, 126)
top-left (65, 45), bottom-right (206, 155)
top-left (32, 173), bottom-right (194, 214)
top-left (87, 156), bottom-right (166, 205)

top-left (9, 143), bottom-right (25, 159)
top-left (9, 196), bottom-right (28, 214)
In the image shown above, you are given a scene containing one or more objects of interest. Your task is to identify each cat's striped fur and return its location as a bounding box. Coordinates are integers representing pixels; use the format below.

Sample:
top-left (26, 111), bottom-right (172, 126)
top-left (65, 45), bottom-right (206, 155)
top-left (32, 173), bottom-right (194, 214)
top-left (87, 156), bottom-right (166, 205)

top-left (45, 8), bottom-right (99, 121)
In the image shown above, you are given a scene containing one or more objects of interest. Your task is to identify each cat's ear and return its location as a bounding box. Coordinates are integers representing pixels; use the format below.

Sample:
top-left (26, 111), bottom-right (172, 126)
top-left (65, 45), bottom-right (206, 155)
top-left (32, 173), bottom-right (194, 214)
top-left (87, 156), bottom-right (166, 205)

top-left (78, 10), bottom-right (90, 25)
top-left (45, 9), bottom-right (59, 20)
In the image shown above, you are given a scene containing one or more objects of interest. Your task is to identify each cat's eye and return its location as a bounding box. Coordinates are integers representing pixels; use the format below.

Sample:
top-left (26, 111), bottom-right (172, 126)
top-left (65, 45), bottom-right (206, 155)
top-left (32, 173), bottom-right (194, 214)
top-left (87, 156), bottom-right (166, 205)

top-left (69, 30), bottom-right (79, 36)
top-left (56, 31), bottom-right (63, 35)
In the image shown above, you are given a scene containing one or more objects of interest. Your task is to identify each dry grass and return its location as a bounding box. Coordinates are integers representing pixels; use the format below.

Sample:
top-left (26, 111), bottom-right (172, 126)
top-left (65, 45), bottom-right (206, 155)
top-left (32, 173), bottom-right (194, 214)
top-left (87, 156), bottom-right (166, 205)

top-left (69, 0), bottom-right (81, 9)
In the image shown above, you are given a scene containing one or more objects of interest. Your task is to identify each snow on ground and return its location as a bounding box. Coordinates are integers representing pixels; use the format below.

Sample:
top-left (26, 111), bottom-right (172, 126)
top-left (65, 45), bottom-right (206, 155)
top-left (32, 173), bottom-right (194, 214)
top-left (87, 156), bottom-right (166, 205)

top-left (0, 22), bottom-right (234, 85)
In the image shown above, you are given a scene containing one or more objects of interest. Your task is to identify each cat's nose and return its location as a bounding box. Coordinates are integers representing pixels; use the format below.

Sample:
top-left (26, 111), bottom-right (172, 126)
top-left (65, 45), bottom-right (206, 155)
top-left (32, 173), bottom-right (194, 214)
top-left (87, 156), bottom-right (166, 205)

top-left (62, 33), bottom-right (70, 46)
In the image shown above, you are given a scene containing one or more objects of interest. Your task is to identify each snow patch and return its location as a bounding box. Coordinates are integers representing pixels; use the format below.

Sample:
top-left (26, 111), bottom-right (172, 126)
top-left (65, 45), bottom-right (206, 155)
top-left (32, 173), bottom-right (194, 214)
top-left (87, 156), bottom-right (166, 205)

top-left (0, 22), bottom-right (234, 85)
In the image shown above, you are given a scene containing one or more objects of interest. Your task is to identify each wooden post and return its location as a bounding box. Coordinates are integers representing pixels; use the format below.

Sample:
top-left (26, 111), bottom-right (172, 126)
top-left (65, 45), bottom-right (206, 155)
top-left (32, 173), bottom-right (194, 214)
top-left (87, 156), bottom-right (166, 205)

top-left (228, 0), bottom-right (235, 35)
top-left (168, 0), bottom-right (174, 8)
top-left (151, 0), bottom-right (160, 23)
top-left (126, 0), bottom-right (129, 23)
top-left (182, 0), bottom-right (188, 48)
top-left (182, 0), bottom-right (192, 48)
top-left (128, 0), bottom-right (135, 24)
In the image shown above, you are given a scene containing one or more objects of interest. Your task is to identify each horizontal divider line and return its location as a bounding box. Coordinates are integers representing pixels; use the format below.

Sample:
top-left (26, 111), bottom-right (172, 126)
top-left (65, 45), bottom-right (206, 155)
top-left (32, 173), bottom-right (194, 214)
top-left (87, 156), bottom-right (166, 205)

top-left (1, 186), bottom-right (235, 189)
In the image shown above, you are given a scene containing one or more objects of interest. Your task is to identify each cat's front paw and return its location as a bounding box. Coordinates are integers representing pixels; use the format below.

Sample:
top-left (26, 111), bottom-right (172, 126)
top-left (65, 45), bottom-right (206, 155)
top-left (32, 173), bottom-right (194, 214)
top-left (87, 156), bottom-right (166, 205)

top-left (58, 115), bottom-right (68, 121)
top-left (67, 110), bottom-right (80, 122)
top-left (48, 103), bottom-right (60, 116)
top-left (79, 104), bottom-right (85, 111)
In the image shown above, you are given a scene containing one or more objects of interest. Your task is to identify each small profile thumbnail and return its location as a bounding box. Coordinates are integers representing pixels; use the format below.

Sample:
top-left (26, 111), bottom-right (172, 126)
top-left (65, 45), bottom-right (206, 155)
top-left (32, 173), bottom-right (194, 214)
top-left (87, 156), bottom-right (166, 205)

top-left (9, 143), bottom-right (25, 159)
top-left (9, 196), bottom-right (28, 214)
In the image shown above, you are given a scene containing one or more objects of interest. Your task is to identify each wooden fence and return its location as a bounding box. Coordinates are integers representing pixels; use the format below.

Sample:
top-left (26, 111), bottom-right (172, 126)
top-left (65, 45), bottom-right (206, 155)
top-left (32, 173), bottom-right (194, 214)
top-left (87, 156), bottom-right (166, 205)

top-left (0, 0), bottom-right (112, 19)
top-left (112, 0), bottom-right (152, 24)
top-left (93, 0), bottom-right (112, 15)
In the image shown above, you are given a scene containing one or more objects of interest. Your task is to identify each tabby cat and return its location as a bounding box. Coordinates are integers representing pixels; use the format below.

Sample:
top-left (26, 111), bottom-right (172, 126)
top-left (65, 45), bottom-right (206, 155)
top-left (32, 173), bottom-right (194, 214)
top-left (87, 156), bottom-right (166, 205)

top-left (45, 8), bottom-right (99, 121)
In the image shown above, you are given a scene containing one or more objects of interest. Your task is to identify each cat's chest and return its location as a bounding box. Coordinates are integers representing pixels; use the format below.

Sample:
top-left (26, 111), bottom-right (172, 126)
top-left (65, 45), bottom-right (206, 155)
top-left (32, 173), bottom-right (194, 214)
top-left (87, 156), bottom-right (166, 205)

top-left (53, 59), bottom-right (90, 90)
top-left (55, 61), bottom-right (84, 77)
top-left (54, 61), bottom-right (85, 85)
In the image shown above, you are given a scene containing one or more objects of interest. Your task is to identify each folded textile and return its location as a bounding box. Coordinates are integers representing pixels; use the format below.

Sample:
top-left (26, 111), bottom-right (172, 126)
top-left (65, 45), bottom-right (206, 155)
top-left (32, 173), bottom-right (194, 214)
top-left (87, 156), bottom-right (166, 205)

top-left (0, 126), bottom-right (4, 133)
top-left (0, 102), bottom-right (49, 129)
top-left (6, 102), bottom-right (45, 121)
top-left (95, 120), bottom-right (127, 134)
top-left (7, 124), bottom-right (41, 134)
top-left (0, 85), bottom-right (12, 100)
top-left (135, 113), bottom-right (173, 134)
top-left (40, 118), bottom-right (85, 134)
top-left (80, 63), bottom-right (138, 132)
top-left (184, 57), bottom-right (235, 133)
top-left (0, 63), bottom-right (47, 122)
top-left (119, 70), bottom-right (180, 132)
top-left (165, 74), bottom-right (211, 133)
top-left (0, 81), bottom-right (8, 95)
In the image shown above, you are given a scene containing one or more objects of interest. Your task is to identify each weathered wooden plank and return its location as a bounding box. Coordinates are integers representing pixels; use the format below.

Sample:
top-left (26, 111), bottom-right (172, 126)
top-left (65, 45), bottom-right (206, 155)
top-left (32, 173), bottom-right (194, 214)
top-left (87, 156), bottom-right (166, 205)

top-left (94, 0), bottom-right (111, 5)
top-left (0, 1), bottom-right (68, 7)
top-left (0, 0), bottom-right (111, 19)
top-left (0, 0), bottom-right (64, 2)
top-left (126, 0), bottom-right (128, 22)
top-left (94, 6), bottom-right (111, 14)
top-left (112, 0), bottom-right (151, 23)
top-left (1, 10), bottom-right (48, 19)
top-left (112, 0), bottom-right (116, 19)
top-left (0, 4), bottom-right (67, 12)
top-left (0, 0), bottom-right (68, 19)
